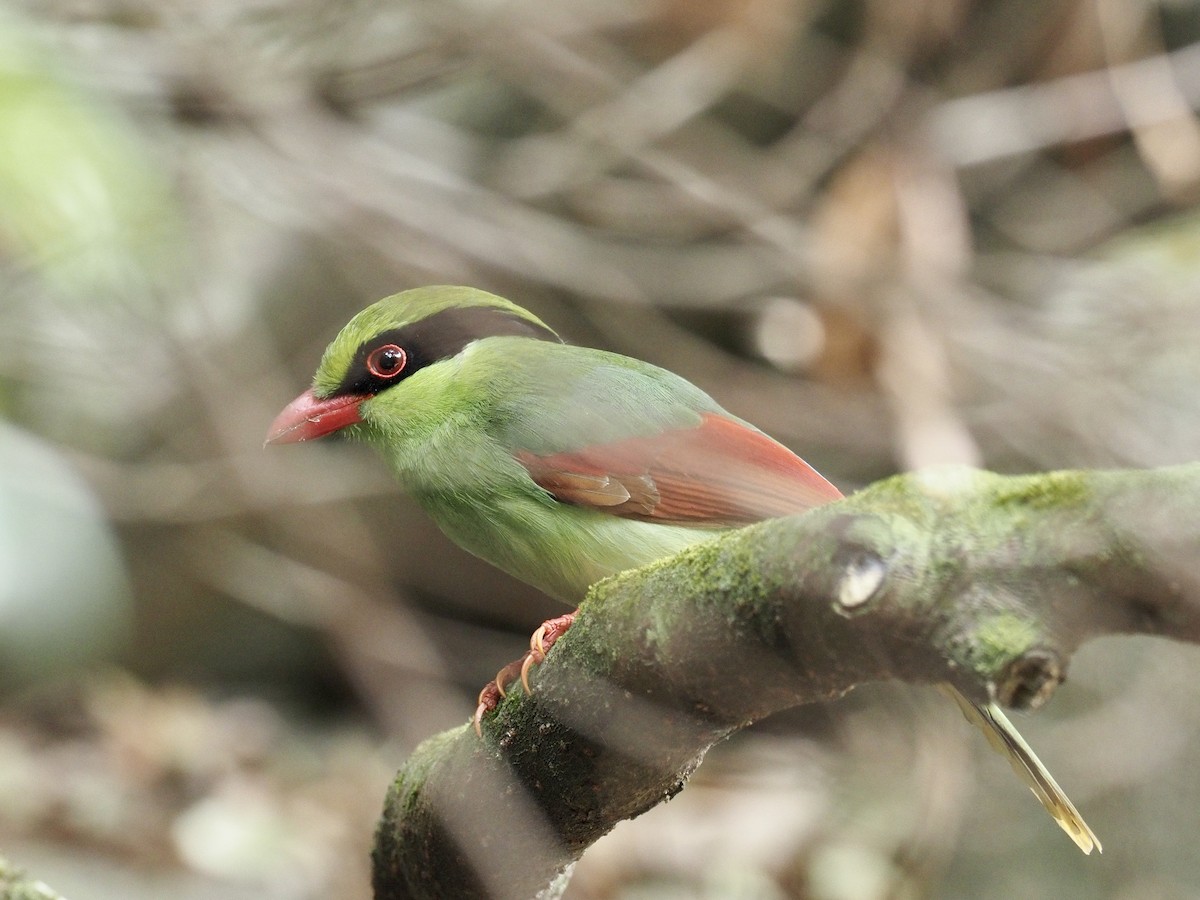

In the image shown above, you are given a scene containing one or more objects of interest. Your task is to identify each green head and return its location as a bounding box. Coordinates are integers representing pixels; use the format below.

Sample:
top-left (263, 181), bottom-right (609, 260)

top-left (266, 286), bottom-right (560, 445)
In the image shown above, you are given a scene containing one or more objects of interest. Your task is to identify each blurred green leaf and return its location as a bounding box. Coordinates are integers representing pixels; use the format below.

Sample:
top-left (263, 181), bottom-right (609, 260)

top-left (0, 8), bottom-right (180, 307)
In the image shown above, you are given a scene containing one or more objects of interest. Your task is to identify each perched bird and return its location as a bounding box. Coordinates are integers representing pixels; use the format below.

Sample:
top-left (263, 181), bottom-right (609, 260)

top-left (267, 285), bottom-right (1099, 854)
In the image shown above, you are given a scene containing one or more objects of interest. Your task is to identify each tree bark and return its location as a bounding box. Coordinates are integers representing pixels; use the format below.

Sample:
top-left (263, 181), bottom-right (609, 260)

top-left (372, 463), bottom-right (1200, 899)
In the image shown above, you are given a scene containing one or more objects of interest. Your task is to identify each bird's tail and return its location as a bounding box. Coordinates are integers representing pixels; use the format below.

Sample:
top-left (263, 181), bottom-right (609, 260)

top-left (941, 684), bottom-right (1100, 854)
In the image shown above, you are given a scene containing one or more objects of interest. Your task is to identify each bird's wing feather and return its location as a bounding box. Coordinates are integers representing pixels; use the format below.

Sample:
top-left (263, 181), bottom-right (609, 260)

top-left (515, 412), bottom-right (842, 525)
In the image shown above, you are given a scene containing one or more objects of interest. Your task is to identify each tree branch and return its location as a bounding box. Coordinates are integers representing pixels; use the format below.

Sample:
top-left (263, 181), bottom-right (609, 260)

top-left (372, 463), bottom-right (1200, 899)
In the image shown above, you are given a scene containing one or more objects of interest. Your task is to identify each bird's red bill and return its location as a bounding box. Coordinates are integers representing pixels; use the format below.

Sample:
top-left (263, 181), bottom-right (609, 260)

top-left (266, 389), bottom-right (366, 444)
top-left (516, 413), bottom-right (843, 525)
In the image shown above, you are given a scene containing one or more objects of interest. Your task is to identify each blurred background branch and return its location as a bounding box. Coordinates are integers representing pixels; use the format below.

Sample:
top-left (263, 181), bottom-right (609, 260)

top-left (1, 0), bottom-right (1200, 897)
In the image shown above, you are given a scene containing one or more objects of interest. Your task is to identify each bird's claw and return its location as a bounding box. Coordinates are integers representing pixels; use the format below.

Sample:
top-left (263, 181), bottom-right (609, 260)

top-left (473, 682), bottom-right (501, 737)
top-left (531, 622), bottom-right (549, 657)
top-left (472, 657), bottom-right (524, 736)
top-left (519, 647), bottom-right (543, 694)
top-left (471, 609), bottom-right (578, 737)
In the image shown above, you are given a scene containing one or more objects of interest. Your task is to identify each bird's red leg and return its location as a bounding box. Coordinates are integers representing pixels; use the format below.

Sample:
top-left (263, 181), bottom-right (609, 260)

top-left (472, 609), bottom-right (578, 736)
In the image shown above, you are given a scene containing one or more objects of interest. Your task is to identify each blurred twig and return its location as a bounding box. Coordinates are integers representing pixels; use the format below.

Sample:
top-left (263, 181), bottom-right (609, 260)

top-left (931, 39), bottom-right (1200, 168)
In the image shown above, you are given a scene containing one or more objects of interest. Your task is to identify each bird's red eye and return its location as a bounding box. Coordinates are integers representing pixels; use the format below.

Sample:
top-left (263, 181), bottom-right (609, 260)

top-left (366, 344), bottom-right (407, 379)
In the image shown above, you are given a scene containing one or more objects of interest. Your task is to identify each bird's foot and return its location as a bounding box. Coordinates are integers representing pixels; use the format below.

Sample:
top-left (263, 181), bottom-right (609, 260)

top-left (520, 612), bottom-right (576, 692)
top-left (472, 610), bottom-right (577, 736)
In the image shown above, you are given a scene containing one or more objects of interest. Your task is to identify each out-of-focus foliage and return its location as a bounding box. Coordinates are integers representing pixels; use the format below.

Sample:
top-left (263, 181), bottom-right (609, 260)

top-left (0, 7), bottom-right (178, 304)
top-left (1, 0), bottom-right (1199, 897)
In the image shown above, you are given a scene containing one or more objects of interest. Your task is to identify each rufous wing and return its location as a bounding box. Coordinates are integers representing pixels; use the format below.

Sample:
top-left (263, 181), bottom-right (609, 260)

top-left (515, 413), bottom-right (842, 525)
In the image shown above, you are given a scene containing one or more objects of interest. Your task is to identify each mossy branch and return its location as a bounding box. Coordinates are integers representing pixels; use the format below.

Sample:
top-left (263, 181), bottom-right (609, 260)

top-left (372, 463), bottom-right (1200, 899)
top-left (0, 857), bottom-right (66, 900)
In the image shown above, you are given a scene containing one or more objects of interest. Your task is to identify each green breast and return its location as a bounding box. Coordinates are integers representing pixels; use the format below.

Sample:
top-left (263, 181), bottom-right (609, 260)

top-left (418, 487), bottom-right (718, 602)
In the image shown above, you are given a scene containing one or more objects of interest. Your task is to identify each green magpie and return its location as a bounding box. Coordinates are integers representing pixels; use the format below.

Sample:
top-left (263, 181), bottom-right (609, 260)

top-left (268, 285), bottom-right (1098, 854)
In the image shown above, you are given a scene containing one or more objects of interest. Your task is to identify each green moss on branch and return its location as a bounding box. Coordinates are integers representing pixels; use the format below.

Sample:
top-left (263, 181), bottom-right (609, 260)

top-left (374, 462), bottom-right (1200, 900)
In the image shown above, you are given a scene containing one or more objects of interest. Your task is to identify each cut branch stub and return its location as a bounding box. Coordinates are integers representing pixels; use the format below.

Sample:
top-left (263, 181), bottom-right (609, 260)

top-left (998, 648), bottom-right (1064, 709)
